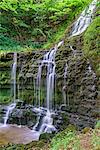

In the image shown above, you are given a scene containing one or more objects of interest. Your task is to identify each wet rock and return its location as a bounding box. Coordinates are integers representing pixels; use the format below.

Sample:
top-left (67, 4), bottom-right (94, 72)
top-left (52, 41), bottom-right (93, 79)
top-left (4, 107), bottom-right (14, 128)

top-left (8, 107), bottom-right (37, 128)
top-left (40, 133), bottom-right (54, 141)
top-left (0, 42), bottom-right (98, 131)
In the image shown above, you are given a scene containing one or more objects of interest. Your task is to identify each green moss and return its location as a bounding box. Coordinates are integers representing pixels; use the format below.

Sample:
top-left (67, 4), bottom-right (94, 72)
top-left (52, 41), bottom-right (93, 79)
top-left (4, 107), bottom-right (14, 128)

top-left (67, 9), bottom-right (99, 78)
top-left (0, 139), bottom-right (49, 150)
top-left (0, 89), bottom-right (11, 104)
top-left (83, 16), bottom-right (100, 76)
top-left (0, 71), bottom-right (11, 85)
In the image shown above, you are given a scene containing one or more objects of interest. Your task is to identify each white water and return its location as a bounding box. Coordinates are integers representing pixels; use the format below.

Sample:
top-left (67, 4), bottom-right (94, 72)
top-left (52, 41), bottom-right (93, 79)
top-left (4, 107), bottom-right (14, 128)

top-left (2, 53), bottom-right (17, 126)
top-left (39, 110), bottom-right (56, 133)
top-left (33, 108), bottom-right (56, 134)
top-left (36, 41), bottom-right (64, 110)
top-left (62, 63), bottom-right (68, 105)
top-left (11, 52), bottom-right (17, 101)
top-left (71, 0), bottom-right (97, 37)
top-left (70, 45), bottom-right (77, 57)
top-left (33, 41), bottom-right (64, 135)
top-left (88, 65), bottom-right (92, 73)
top-left (31, 108), bottom-right (56, 140)
top-left (45, 46), bottom-right (57, 110)
top-left (3, 103), bottom-right (16, 126)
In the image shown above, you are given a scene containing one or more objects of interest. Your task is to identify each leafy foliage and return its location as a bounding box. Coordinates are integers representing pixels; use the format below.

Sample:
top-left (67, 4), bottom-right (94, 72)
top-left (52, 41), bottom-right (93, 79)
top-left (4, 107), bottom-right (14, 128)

top-left (50, 125), bottom-right (77, 150)
top-left (0, 34), bottom-right (42, 52)
top-left (0, 0), bottom-right (92, 51)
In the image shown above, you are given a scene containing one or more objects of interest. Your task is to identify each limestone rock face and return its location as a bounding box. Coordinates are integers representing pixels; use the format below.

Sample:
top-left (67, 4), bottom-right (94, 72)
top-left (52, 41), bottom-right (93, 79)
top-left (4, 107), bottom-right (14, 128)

top-left (0, 44), bottom-right (98, 129)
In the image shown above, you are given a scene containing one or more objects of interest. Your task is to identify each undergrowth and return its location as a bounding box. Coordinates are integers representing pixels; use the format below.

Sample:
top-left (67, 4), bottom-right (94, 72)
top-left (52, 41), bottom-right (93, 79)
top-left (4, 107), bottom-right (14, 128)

top-left (0, 0), bottom-right (92, 52)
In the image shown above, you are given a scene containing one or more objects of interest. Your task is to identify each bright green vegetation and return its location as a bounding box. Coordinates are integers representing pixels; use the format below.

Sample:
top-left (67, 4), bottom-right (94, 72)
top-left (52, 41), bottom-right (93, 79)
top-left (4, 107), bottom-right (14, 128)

top-left (0, 71), bottom-right (10, 85)
top-left (0, 0), bottom-right (92, 52)
top-left (83, 15), bottom-right (100, 76)
top-left (0, 34), bottom-right (42, 52)
top-left (50, 125), bottom-right (79, 150)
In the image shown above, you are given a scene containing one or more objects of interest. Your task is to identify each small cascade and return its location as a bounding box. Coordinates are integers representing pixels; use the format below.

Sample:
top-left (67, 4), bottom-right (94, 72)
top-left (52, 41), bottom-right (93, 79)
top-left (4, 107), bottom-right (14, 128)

top-left (70, 46), bottom-right (77, 57)
top-left (71, 0), bottom-right (97, 37)
top-left (11, 52), bottom-right (17, 101)
top-left (62, 63), bottom-right (68, 106)
top-left (33, 108), bottom-right (56, 134)
top-left (39, 110), bottom-right (56, 133)
top-left (87, 63), bottom-right (96, 79)
top-left (3, 103), bottom-right (16, 126)
top-left (88, 65), bottom-right (92, 73)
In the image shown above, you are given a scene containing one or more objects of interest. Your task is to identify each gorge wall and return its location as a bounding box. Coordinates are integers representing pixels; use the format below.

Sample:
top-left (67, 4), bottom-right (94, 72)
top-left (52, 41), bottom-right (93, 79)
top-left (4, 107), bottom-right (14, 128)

top-left (0, 41), bottom-right (99, 130)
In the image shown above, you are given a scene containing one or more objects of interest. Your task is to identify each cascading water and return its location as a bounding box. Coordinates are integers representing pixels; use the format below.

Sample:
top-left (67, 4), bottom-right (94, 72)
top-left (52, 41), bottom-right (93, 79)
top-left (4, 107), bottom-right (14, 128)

top-left (70, 46), bottom-right (77, 57)
top-left (39, 110), bottom-right (56, 133)
top-left (3, 53), bottom-right (17, 126)
top-left (36, 41), bottom-right (64, 110)
top-left (44, 46), bottom-right (57, 110)
top-left (11, 52), bottom-right (17, 101)
top-left (71, 0), bottom-right (97, 37)
top-left (88, 65), bottom-right (92, 73)
top-left (33, 41), bottom-right (63, 134)
top-left (3, 103), bottom-right (16, 126)
top-left (62, 63), bottom-right (69, 106)
top-left (33, 109), bottom-right (56, 134)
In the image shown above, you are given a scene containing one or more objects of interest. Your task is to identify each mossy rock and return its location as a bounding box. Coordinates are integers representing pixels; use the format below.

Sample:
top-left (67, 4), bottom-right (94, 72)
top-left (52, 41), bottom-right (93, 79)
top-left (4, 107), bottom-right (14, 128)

top-left (40, 133), bottom-right (54, 141)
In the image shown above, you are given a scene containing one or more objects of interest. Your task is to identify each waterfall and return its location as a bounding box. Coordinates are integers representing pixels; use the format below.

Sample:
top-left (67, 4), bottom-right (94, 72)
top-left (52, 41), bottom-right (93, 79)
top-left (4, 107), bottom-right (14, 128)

top-left (11, 52), bottom-right (17, 101)
top-left (39, 110), bottom-right (56, 133)
top-left (33, 41), bottom-right (64, 134)
top-left (37, 46), bottom-right (57, 110)
top-left (3, 103), bottom-right (16, 126)
top-left (33, 109), bottom-right (56, 134)
top-left (36, 41), bottom-right (64, 110)
top-left (2, 53), bottom-right (17, 126)
top-left (45, 46), bottom-right (57, 110)
top-left (71, 0), bottom-right (97, 37)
